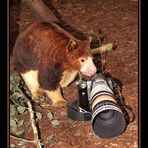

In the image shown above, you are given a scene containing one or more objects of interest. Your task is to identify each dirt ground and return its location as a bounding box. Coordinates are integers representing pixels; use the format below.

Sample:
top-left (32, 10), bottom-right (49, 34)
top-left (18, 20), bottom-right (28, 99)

top-left (10, 0), bottom-right (138, 147)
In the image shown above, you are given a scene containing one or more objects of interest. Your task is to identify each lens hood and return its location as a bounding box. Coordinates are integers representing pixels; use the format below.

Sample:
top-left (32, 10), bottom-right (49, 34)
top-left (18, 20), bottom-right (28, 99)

top-left (92, 101), bottom-right (126, 138)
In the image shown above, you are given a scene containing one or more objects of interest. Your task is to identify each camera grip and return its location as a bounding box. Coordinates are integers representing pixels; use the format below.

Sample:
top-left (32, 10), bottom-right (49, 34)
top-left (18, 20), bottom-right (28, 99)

top-left (78, 85), bottom-right (90, 111)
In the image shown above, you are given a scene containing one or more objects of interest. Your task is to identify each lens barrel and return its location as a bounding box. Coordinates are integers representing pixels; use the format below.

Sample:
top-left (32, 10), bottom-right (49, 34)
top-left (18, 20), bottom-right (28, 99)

top-left (90, 77), bottom-right (126, 138)
top-left (92, 100), bottom-right (126, 138)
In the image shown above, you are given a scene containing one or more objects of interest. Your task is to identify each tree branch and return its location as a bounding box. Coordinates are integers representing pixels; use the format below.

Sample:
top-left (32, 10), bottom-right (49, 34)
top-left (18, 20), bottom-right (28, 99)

top-left (10, 81), bottom-right (43, 148)
top-left (10, 134), bottom-right (35, 144)
top-left (90, 43), bottom-right (113, 56)
top-left (27, 100), bottom-right (42, 148)
top-left (24, 0), bottom-right (58, 22)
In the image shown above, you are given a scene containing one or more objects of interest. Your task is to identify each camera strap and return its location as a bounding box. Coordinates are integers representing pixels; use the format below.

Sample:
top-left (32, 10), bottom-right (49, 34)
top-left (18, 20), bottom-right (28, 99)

top-left (67, 100), bottom-right (92, 121)
top-left (114, 82), bottom-right (135, 123)
top-left (120, 102), bottom-right (135, 123)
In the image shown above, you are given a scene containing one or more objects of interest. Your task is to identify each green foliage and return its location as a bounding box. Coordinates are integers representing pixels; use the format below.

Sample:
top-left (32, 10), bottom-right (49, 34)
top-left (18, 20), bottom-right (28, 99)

top-left (18, 119), bottom-right (24, 127)
top-left (10, 105), bottom-right (17, 116)
top-left (45, 134), bottom-right (54, 143)
top-left (47, 111), bottom-right (60, 127)
top-left (36, 112), bottom-right (42, 120)
top-left (51, 119), bottom-right (60, 126)
top-left (15, 130), bottom-right (25, 137)
top-left (10, 118), bottom-right (17, 130)
top-left (10, 70), bottom-right (61, 147)
top-left (11, 92), bottom-right (22, 100)
top-left (10, 71), bottom-right (27, 107)
top-left (10, 71), bottom-right (29, 135)
top-left (17, 106), bottom-right (26, 114)
top-left (47, 111), bottom-right (54, 120)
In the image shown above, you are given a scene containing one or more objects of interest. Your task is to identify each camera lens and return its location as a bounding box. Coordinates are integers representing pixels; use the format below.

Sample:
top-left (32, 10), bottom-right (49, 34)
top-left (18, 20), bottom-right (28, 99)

top-left (92, 108), bottom-right (126, 138)
top-left (98, 110), bottom-right (115, 121)
top-left (91, 100), bottom-right (126, 138)
top-left (90, 77), bottom-right (127, 138)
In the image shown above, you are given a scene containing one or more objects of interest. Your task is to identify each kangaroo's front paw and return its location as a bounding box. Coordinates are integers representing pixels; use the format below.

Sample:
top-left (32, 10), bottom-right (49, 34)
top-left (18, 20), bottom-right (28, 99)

top-left (45, 88), bottom-right (67, 107)
top-left (53, 99), bottom-right (67, 107)
top-left (32, 89), bottom-right (45, 102)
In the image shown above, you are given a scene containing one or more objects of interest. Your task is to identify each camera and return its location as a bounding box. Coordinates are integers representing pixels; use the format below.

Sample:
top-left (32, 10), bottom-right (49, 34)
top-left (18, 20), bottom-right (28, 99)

top-left (67, 73), bottom-right (128, 138)
top-left (67, 54), bottom-right (135, 138)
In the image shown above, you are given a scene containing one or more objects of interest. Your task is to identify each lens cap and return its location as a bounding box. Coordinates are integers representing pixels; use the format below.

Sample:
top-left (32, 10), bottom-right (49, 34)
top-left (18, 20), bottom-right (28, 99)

top-left (92, 110), bottom-right (126, 138)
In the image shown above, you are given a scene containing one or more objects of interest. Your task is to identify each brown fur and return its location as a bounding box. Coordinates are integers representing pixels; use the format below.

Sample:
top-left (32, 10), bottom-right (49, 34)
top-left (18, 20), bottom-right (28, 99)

top-left (13, 21), bottom-right (92, 106)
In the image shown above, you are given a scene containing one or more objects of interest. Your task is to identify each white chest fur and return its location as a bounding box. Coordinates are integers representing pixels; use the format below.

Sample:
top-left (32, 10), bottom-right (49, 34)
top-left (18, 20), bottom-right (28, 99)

top-left (60, 70), bottom-right (78, 88)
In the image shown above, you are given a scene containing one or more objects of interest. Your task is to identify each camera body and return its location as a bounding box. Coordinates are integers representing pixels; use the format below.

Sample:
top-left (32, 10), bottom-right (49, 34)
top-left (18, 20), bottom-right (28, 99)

top-left (77, 73), bottom-right (115, 112)
top-left (68, 73), bottom-right (127, 138)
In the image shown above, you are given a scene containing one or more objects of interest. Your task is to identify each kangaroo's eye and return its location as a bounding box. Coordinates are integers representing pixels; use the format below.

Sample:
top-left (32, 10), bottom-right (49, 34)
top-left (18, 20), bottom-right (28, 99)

top-left (80, 58), bottom-right (85, 63)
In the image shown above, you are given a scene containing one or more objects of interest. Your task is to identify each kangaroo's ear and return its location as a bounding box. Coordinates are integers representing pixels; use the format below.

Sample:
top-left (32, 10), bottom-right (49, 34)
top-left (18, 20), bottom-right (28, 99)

top-left (88, 36), bottom-right (92, 42)
top-left (68, 39), bottom-right (78, 52)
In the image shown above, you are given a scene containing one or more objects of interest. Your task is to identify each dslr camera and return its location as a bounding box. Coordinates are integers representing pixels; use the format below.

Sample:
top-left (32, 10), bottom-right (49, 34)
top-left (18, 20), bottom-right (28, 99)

top-left (67, 73), bottom-right (133, 138)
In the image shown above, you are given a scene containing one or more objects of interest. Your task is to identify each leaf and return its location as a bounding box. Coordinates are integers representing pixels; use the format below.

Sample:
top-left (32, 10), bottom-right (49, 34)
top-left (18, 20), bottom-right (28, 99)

top-left (47, 134), bottom-right (54, 142)
top-left (10, 75), bottom-right (14, 82)
top-left (51, 119), bottom-right (60, 126)
top-left (10, 118), bottom-right (17, 127)
top-left (35, 118), bottom-right (39, 123)
top-left (11, 117), bottom-right (18, 122)
top-left (18, 120), bottom-right (24, 127)
top-left (12, 126), bottom-right (17, 133)
top-left (14, 75), bottom-right (21, 83)
top-left (10, 105), bottom-right (17, 116)
top-left (15, 130), bottom-right (25, 137)
top-left (47, 112), bottom-right (54, 120)
top-left (17, 106), bottom-right (26, 114)
top-left (12, 92), bottom-right (22, 99)
top-left (10, 71), bottom-right (21, 84)
top-left (10, 144), bottom-right (17, 147)
top-left (21, 109), bottom-right (28, 115)
top-left (36, 112), bottom-right (42, 120)
top-left (10, 118), bottom-right (17, 133)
